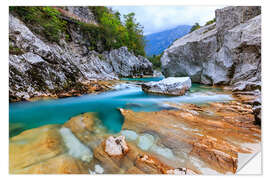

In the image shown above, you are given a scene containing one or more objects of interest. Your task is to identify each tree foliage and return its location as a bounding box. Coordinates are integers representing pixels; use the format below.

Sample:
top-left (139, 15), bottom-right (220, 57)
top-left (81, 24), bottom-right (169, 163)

top-left (10, 6), bottom-right (146, 56)
top-left (205, 18), bottom-right (216, 26)
top-left (10, 7), bottom-right (68, 43)
top-left (147, 54), bottom-right (162, 70)
top-left (189, 22), bottom-right (201, 33)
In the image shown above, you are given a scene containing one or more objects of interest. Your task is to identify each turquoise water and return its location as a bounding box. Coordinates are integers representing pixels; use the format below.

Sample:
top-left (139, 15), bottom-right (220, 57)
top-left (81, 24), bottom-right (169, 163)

top-left (9, 78), bottom-right (233, 137)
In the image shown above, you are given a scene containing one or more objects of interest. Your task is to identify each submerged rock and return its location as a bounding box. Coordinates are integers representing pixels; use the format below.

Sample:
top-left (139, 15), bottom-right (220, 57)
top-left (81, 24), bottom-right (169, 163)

top-left (9, 125), bottom-right (90, 174)
top-left (104, 136), bottom-right (129, 156)
top-left (137, 134), bottom-right (155, 151)
top-left (142, 77), bottom-right (191, 96)
top-left (59, 127), bottom-right (93, 162)
top-left (121, 130), bottom-right (138, 141)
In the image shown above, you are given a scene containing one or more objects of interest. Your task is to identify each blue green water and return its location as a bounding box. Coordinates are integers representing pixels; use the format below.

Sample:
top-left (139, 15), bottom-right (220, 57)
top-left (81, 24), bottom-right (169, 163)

top-left (9, 78), bottom-right (233, 137)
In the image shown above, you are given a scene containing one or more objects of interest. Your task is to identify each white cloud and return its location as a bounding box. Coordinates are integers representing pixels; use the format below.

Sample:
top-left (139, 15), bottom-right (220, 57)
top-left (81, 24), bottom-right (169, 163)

top-left (111, 6), bottom-right (225, 35)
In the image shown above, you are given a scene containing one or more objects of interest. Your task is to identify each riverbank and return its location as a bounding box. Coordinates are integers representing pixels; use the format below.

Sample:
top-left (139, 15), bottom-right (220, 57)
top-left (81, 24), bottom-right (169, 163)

top-left (9, 78), bottom-right (261, 174)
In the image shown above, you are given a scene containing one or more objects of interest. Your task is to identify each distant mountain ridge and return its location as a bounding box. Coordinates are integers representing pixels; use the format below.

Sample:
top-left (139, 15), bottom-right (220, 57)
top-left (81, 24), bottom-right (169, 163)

top-left (144, 25), bottom-right (191, 56)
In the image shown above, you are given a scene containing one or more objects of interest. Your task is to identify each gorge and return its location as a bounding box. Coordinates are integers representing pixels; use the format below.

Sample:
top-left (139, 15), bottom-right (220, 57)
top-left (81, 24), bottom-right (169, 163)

top-left (9, 6), bottom-right (261, 175)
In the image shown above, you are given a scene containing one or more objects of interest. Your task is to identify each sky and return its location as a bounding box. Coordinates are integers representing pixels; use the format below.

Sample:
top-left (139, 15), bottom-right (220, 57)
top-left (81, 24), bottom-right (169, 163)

top-left (111, 6), bottom-right (225, 35)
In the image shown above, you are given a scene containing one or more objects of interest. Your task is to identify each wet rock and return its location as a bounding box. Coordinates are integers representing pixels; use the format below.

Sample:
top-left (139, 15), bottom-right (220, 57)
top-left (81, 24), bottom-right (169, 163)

top-left (9, 125), bottom-right (90, 174)
top-left (64, 112), bottom-right (107, 149)
top-left (13, 154), bottom-right (90, 174)
top-left (59, 127), bottom-right (93, 162)
top-left (137, 134), bottom-right (155, 151)
top-left (120, 101), bottom-right (261, 174)
top-left (149, 144), bottom-right (174, 160)
top-left (93, 142), bottom-right (123, 173)
top-left (125, 166), bottom-right (145, 174)
top-left (121, 130), bottom-right (138, 141)
top-left (104, 136), bottom-right (129, 156)
top-left (94, 164), bottom-right (104, 174)
top-left (135, 154), bottom-right (171, 174)
top-left (142, 77), bottom-right (191, 96)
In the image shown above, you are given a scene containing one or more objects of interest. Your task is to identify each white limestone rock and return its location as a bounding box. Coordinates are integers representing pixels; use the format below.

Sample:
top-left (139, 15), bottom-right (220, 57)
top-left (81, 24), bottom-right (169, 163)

top-left (104, 136), bottom-right (129, 156)
top-left (142, 77), bottom-right (191, 96)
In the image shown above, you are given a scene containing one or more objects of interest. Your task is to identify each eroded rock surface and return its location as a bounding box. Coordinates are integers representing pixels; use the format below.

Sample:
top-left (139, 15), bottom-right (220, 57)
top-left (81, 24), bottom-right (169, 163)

top-left (104, 136), bottom-right (129, 156)
top-left (120, 101), bottom-right (261, 174)
top-left (161, 6), bottom-right (261, 89)
top-left (9, 125), bottom-right (90, 174)
top-left (161, 6), bottom-right (261, 123)
top-left (9, 10), bottom-right (153, 102)
top-left (142, 77), bottom-right (191, 96)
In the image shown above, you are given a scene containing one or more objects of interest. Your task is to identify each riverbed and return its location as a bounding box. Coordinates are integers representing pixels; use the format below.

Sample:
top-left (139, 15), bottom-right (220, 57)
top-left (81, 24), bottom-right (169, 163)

top-left (9, 78), bottom-right (233, 137)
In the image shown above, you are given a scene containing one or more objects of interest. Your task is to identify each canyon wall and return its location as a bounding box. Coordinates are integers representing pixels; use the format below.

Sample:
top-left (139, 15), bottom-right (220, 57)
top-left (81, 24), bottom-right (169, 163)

top-left (9, 7), bottom-right (153, 101)
top-left (161, 6), bottom-right (261, 91)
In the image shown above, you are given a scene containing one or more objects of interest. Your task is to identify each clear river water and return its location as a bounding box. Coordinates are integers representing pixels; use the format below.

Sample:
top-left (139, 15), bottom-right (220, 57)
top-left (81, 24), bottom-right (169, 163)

top-left (9, 77), bottom-right (233, 137)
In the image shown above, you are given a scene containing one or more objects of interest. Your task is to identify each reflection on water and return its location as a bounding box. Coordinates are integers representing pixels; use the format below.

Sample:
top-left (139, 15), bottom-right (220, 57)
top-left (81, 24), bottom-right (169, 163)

top-left (9, 78), bottom-right (233, 137)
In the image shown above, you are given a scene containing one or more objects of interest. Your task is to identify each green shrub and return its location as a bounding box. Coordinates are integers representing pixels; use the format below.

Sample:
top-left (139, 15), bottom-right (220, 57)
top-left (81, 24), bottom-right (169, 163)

top-left (189, 22), bottom-right (201, 33)
top-left (147, 54), bottom-right (162, 70)
top-left (205, 18), bottom-right (216, 26)
top-left (9, 45), bottom-right (24, 55)
top-left (10, 7), bottom-right (67, 43)
top-left (10, 6), bottom-right (146, 56)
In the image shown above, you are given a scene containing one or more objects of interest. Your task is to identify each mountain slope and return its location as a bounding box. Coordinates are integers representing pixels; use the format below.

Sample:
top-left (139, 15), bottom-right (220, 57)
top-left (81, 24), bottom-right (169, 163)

top-left (144, 25), bottom-right (191, 56)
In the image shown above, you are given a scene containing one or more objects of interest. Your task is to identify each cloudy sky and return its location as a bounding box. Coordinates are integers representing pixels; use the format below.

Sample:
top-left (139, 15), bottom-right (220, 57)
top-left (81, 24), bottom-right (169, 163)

top-left (111, 6), bottom-right (225, 35)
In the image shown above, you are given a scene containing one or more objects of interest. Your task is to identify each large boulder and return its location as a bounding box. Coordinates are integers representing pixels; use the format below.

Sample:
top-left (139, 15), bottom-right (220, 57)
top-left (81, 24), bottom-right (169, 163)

top-left (142, 77), bottom-right (191, 96)
top-left (104, 46), bottom-right (153, 78)
top-left (161, 6), bottom-right (261, 89)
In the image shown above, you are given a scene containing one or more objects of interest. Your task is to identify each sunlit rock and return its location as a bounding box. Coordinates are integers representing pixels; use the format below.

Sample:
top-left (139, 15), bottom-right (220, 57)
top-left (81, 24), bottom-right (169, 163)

top-left (64, 112), bottom-right (107, 149)
top-left (120, 101), bottom-right (261, 174)
top-left (9, 125), bottom-right (90, 174)
top-left (104, 136), bottom-right (129, 156)
top-left (142, 77), bottom-right (191, 96)
top-left (135, 154), bottom-right (171, 174)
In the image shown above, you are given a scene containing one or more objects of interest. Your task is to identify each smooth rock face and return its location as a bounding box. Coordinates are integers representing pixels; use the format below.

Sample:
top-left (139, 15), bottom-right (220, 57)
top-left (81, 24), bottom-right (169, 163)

top-left (9, 12), bottom-right (153, 101)
top-left (161, 6), bottom-right (261, 89)
top-left (9, 125), bottom-right (90, 174)
top-left (59, 127), bottom-right (93, 162)
top-left (137, 134), bottom-right (155, 151)
top-left (142, 77), bottom-right (191, 96)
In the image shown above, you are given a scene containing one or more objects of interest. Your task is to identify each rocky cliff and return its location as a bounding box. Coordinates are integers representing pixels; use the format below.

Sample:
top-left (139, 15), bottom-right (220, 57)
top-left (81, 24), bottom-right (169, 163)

top-left (161, 6), bottom-right (261, 90)
top-left (9, 7), bottom-right (153, 101)
top-left (161, 6), bottom-right (261, 123)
